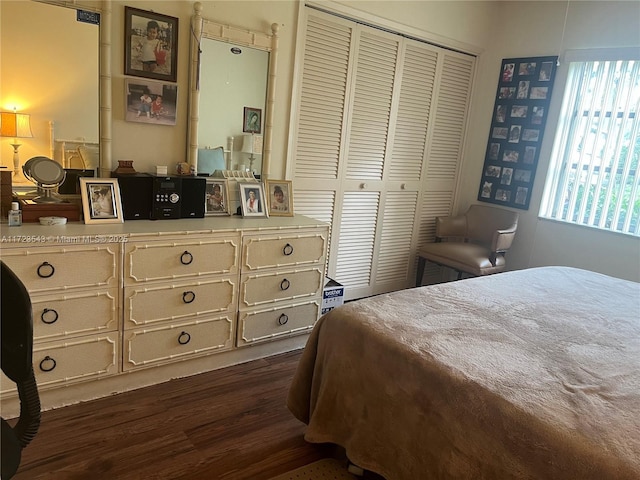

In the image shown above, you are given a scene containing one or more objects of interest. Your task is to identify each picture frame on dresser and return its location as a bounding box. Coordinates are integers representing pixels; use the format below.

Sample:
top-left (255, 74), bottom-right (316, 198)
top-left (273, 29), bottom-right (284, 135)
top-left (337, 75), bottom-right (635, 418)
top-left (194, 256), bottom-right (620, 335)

top-left (265, 179), bottom-right (294, 217)
top-left (205, 178), bottom-right (230, 216)
top-left (238, 182), bottom-right (267, 217)
top-left (79, 178), bottom-right (124, 224)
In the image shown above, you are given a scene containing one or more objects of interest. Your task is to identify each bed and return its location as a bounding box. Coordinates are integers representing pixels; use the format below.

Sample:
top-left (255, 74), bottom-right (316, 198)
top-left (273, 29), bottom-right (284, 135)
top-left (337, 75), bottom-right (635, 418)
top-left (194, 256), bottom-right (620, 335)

top-left (287, 266), bottom-right (640, 480)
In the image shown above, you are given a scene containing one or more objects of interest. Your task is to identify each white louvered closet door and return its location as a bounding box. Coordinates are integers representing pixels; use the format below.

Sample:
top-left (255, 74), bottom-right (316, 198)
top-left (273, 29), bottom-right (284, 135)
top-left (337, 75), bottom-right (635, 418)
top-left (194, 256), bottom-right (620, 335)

top-left (292, 8), bottom-right (475, 300)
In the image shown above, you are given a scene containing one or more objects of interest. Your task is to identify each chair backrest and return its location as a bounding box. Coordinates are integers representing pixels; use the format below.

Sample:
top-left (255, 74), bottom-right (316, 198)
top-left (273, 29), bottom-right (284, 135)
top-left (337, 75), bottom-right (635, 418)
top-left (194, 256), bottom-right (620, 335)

top-left (466, 204), bottom-right (519, 246)
top-left (1, 261), bottom-right (41, 479)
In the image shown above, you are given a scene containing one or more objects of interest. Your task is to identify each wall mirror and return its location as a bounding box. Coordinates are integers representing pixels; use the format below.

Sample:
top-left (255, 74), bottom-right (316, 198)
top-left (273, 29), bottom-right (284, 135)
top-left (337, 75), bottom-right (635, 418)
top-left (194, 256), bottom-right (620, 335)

top-left (0, 0), bottom-right (111, 179)
top-left (188, 2), bottom-right (278, 179)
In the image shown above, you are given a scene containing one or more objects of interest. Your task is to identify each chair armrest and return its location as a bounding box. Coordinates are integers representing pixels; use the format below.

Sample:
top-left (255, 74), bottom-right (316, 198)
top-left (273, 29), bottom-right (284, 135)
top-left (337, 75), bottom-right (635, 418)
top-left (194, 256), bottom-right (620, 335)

top-left (435, 214), bottom-right (467, 239)
top-left (492, 228), bottom-right (517, 253)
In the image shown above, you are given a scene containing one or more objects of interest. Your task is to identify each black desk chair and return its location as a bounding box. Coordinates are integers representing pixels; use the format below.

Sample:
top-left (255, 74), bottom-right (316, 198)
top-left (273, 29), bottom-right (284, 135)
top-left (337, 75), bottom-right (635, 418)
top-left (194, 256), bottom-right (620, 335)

top-left (1, 261), bottom-right (41, 479)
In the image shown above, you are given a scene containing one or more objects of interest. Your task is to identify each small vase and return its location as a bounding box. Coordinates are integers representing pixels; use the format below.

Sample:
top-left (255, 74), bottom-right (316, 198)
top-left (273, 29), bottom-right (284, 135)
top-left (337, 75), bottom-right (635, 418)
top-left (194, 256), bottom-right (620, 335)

top-left (113, 160), bottom-right (136, 175)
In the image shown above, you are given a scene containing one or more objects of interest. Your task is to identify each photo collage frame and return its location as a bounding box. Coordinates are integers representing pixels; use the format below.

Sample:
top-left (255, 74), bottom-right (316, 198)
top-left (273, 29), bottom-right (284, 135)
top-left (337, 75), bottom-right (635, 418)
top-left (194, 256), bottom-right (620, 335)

top-left (477, 56), bottom-right (558, 210)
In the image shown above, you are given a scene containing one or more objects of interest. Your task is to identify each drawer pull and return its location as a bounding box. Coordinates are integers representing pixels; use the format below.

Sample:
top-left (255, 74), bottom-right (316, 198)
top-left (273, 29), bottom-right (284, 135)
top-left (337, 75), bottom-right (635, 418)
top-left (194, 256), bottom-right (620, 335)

top-left (39, 356), bottom-right (57, 372)
top-left (280, 278), bottom-right (291, 291)
top-left (37, 261), bottom-right (55, 278)
top-left (178, 331), bottom-right (191, 345)
top-left (182, 291), bottom-right (196, 304)
top-left (283, 243), bottom-right (294, 256)
top-left (41, 308), bottom-right (59, 325)
top-left (180, 251), bottom-right (194, 265)
top-left (278, 313), bottom-right (289, 326)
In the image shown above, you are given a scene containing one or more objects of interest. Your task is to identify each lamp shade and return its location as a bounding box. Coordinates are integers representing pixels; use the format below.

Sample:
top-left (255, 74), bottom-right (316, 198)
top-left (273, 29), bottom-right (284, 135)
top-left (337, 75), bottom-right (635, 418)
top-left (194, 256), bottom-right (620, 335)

top-left (0, 111), bottom-right (33, 139)
top-left (241, 134), bottom-right (263, 155)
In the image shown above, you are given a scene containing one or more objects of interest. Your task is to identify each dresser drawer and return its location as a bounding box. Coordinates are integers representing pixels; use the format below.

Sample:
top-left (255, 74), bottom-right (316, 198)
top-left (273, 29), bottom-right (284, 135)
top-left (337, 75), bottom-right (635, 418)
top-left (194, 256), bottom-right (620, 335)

top-left (1, 245), bottom-right (119, 293)
top-left (237, 301), bottom-right (319, 346)
top-left (32, 289), bottom-right (119, 341)
top-left (124, 236), bottom-right (239, 284)
top-left (124, 277), bottom-right (236, 328)
top-left (0, 333), bottom-right (120, 393)
top-left (240, 267), bottom-right (323, 308)
top-left (242, 231), bottom-right (327, 271)
top-left (123, 316), bottom-right (234, 370)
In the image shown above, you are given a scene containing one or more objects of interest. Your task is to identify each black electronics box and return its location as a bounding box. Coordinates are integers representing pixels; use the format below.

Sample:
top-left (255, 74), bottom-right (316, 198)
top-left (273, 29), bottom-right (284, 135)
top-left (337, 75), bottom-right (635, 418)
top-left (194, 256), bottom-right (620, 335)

top-left (151, 176), bottom-right (182, 219)
top-left (59, 169), bottom-right (95, 195)
top-left (180, 176), bottom-right (206, 218)
top-left (115, 173), bottom-right (153, 220)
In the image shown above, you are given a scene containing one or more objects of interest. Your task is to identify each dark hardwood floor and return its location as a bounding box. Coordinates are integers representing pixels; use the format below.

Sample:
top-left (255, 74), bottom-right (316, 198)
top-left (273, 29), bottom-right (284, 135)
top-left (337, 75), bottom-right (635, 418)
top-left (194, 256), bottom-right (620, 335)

top-left (10, 350), bottom-right (384, 480)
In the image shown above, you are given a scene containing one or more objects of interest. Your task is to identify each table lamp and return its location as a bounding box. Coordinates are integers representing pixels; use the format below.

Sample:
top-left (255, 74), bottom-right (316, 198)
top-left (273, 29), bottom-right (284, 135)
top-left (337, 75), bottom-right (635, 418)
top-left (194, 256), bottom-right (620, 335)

top-left (0, 110), bottom-right (33, 180)
top-left (241, 134), bottom-right (263, 174)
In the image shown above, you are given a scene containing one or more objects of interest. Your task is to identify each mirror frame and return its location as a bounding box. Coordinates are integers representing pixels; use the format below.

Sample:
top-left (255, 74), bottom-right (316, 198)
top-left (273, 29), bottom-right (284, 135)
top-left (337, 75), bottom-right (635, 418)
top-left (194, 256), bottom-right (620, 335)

top-left (188, 1), bottom-right (278, 179)
top-left (38, 0), bottom-right (112, 176)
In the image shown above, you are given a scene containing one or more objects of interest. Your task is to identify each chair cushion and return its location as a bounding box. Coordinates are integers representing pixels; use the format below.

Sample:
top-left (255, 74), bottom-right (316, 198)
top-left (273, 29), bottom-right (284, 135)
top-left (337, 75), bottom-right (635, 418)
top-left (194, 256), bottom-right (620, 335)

top-left (418, 242), bottom-right (506, 276)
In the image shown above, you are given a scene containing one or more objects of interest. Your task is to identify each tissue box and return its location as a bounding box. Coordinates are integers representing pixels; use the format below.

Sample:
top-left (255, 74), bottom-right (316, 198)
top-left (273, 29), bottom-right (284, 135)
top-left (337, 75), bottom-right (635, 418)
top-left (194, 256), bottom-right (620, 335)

top-left (322, 277), bottom-right (344, 314)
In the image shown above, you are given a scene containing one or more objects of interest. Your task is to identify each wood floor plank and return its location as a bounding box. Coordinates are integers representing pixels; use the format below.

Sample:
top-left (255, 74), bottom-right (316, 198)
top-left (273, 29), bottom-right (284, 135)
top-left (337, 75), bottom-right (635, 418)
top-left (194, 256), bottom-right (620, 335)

top-left (10, 351), bottom-right (324, 480)
top-left (10, 350), bottom-right (385, 480)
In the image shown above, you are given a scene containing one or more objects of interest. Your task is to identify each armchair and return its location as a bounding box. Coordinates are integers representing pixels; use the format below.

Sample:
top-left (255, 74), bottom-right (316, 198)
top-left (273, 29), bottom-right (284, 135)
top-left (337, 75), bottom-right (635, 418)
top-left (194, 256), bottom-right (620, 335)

top-left (416, 205), bottom-right (519, 286)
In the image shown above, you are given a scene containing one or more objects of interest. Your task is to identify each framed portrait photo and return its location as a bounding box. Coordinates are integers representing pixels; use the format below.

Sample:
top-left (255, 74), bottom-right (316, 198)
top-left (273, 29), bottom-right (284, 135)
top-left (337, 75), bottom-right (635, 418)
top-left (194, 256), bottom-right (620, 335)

top-left (124, 7), bottom-right (178, 83)
top-left (265, 179), bottom-right (294, 217)
top-left (243, 107), bottom-right (262, 134)
top-left (125, 78), bottom-right (177, 125)
top-left (205, 178), bottom-right (230, 216)
top-left (238, 182), bottom-right (268, 218)
top-left (79, 178), bottom-right (124, 224)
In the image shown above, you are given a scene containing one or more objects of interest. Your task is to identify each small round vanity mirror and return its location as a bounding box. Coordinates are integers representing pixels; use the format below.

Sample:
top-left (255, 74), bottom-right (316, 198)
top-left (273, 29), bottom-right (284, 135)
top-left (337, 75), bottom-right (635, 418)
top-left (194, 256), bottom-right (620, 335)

top-left (23, 156), bottom-right (67, 203)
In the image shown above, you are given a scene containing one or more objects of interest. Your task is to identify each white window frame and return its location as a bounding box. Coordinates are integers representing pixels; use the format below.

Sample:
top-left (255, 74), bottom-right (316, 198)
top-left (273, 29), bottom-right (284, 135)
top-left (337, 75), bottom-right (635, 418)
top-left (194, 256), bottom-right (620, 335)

top-left (540, 47), bottom-right (640, 236)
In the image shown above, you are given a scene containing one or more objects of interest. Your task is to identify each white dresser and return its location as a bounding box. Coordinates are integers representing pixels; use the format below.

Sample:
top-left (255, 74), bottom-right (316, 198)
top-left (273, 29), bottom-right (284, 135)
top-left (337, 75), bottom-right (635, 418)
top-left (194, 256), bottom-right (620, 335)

top-left (0, 215), bottom-right (328, 416)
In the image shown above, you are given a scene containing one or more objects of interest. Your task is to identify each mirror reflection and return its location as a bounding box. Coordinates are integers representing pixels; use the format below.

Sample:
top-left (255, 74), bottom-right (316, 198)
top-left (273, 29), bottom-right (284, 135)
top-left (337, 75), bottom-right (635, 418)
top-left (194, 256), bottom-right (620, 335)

top-left (0, 1), bottom-right (99, 182)
top-left (197, 39), bottom-right (269, 177)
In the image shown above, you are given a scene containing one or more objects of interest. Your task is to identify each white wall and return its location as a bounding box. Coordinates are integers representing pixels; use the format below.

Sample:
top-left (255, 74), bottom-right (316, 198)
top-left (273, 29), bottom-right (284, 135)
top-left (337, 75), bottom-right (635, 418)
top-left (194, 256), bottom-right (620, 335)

top-left (455, 1), bottom-right (640, 281)
top-left (4, 0), bottom-right (636, 280)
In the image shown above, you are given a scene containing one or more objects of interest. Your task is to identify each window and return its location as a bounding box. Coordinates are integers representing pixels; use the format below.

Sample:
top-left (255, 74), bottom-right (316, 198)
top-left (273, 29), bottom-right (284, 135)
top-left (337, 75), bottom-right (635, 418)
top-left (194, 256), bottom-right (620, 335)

top-left (540, 50), bottom-right (640, 236)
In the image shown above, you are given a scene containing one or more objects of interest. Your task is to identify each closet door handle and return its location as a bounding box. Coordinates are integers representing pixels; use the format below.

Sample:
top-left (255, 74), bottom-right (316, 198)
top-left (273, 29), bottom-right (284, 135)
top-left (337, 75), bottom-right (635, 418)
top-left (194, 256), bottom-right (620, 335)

top-left (280, 278), bottom-right (290, 291)
top-left (41, 308), bottom-right (59, 324)
top-left (180, 251), bottom-right (193, 265)
top-left (178, 331), bottom-right (191, 345)
top-left (39, 356), bottom-right (57, 372)
top-left (37, 261), bottom-right (55, 278)
top-left (278, 314), bottom-right (289, 325)
top-left (282, 243), bottom-right (294, 256)
top-left (182, 291), bottom-right (196, 304)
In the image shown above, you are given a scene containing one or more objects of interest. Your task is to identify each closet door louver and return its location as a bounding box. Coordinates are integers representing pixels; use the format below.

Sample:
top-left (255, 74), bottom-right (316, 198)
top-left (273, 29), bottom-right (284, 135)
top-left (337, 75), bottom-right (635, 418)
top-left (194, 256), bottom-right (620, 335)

top-left (291, 9), bottom-right (475, 299)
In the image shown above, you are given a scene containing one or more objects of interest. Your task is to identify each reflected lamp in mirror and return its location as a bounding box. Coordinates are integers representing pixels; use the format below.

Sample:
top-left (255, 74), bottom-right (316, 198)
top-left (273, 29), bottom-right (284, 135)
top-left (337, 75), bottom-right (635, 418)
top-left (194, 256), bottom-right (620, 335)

top-left (197, 146), bottom-right (226, 175)
top-left (241, 134), bottom-right (263, 175)
top-left (0, 110), bottom-right (33, 180)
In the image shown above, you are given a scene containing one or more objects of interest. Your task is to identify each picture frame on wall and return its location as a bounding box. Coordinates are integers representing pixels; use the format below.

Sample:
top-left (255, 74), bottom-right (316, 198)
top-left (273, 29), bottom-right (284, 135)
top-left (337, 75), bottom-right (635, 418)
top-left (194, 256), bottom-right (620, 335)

top-left (477, 55), bottom-right (558, 210)
top-left (124, 7), bottom-right (178, 83)
top-left (238, 182), bottom-right (268, 217)
top-left (79, 178), bottom-right (124, 224)
top-left (243, 107), bottom-right (262, 134)
top-left (205, 178), bottom-right (230, 216)
top-left (124, 78), bottom-right (178, 125)
top-left (265, 179), bottom-right (294, 217)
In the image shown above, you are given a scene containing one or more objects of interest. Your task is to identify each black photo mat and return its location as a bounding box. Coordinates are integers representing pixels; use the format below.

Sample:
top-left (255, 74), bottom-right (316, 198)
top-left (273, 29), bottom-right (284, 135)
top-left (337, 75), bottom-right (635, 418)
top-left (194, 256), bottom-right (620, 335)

top-left (477, 56), bottom-right (558, 210)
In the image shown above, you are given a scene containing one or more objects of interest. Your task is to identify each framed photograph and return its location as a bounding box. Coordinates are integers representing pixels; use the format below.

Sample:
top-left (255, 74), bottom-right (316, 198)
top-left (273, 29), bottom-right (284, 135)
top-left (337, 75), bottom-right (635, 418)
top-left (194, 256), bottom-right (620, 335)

top-left (238, 182), bottom-right (267, 218)
top-left (477, 55), bottom-right (558, 210)
top-left (125, 78), bottom-right (177, 125)
top-left (79, 178), bottom-right (124, 224)
top-left (124, 7), bottom-right (178, 83)
top-left (243, 107), bottom-right (262, 134)
top-left (205, 178), bottom-right (230, 216)
top-left (265, 179), bottom-right (294, 217)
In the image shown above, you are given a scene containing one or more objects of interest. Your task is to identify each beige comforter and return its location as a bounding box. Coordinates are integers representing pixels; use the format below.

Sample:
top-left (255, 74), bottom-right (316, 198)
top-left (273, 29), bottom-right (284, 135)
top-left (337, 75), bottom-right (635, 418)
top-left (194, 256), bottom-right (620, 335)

top-left (287, 267), bottom-right (640, 480)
